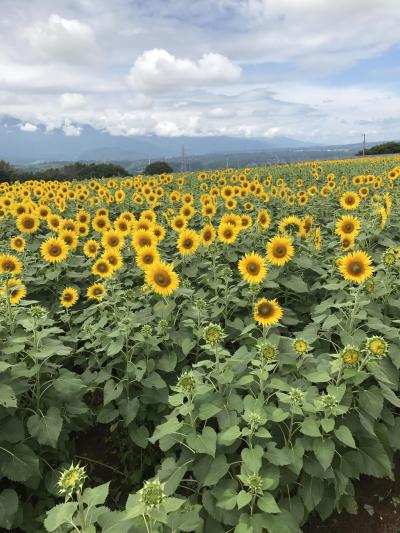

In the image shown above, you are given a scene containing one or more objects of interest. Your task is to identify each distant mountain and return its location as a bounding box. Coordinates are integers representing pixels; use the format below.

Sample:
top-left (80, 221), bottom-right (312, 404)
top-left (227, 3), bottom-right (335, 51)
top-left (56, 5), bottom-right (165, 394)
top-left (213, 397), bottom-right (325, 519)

top-left (0, 116), bottom-right (320, 163)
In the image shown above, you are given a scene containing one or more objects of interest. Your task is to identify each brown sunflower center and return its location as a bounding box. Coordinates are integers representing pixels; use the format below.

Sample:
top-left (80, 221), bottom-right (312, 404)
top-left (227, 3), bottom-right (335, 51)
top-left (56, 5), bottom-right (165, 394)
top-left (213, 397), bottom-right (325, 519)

top-left (345, 196), bottom-right (355, 205)
top-left (108, 237), bottom-right (119, 246)
top-left (64, 293), bottom-right (73, 302)
top-left (139, 237), bottom-right (151, 247)
top-left (203, 231), bottom-right (211, 241)
top-left (143, 254), bottom-right (153, 264)
top-left (183, 239), bottom-right (193, 249)
top-left (176, 220), bottom-right (184, 228)
top-left (343, 223), bottom-right (354, 233)
top-left (49, 245), bottom-right (62, 256)
top-left (223, 229), bottom-right (233, 238)
top-left (273, 244), bottom-right (287, 258)
top-left (258, 302), bottom-right (273, 317)
top-left (98, 262), bottom-right (109, 272)
top-left (3, 260), bottom-right (15, 271)
top-left (23, 218), bottom-right (35, 228)
top-left (246, 262), bottom-right (260, 275)
top-left (155, 271), bottom-right (171, 287)
top-left (93, 287), bottom-right (103, 295)
top-left (348, 260), bottom-right (364, 275)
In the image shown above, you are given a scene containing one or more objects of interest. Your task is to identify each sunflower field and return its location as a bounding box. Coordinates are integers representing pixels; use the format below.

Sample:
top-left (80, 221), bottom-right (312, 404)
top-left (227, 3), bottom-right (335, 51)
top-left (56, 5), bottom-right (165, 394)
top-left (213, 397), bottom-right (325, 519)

top-left (0, 156), bottom-right (400, 532)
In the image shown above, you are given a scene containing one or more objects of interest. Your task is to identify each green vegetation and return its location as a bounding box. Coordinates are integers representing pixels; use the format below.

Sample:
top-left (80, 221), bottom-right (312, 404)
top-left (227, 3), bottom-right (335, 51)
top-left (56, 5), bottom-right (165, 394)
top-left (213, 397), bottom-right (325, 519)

top-left (357, 141), bottom-right (400, 156)
top-left (144, 161), bottom-right (174, 175)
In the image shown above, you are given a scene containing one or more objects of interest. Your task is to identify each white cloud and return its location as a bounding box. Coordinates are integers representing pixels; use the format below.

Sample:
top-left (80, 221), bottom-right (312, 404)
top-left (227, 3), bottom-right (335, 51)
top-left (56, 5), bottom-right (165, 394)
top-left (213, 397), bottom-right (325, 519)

top-left (19, 122), bottom-right (38, 132)
top-left (62, 120), bottom-right (82, 136)
top-left (23, 14), bottom-right (97, 64)
top-left (127, 49), bottom-right (241, 92)
top-left (60, 93), bottom-right (86, 109)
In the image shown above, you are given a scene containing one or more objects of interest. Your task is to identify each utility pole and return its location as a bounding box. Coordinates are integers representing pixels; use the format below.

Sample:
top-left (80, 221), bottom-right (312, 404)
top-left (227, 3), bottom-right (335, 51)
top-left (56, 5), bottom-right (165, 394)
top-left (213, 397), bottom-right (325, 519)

top-left (362, 133), bottom-right (366, 157)
top-left (181, 145), bottom-right (186, 172)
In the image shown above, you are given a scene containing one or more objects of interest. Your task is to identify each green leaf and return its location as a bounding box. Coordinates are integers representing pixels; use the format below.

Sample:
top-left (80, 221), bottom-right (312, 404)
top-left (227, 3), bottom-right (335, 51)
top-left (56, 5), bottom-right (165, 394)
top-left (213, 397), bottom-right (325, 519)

top-left (44, 502), bottom-right (78, 532)
top-left (27, 407), bottom-right (63, 448)
top-left (0, 443), bottom-right (39, 482)
top-left (359, 386), bottom-right (383, 419)
top-left (237, 490), bottom-right (252, 510)
top-left (150, 417), bottom-right (182, 443)
top-left (82, 482), bottom-right (110, 507)
top-left (321, 315), bottom-right (341, 331)
top-left (313, 438), bottom-right (335, 470)
top-left (103, 379), bottom-right (123, 405)
top-left (241, 445), bottom-right (264, 473)
top-left (0, 384), bottom-right (17, 408)
top-left (304, 371), bottom-right (331, 383)
top-left (320, 418), bottom-right (335, 433)
top-left (142, 371), bottom-right (167, 389)
top-left (257, 492), bottom-right (281, 514)
top-left (198, 403), bottom-right (222, 420)
top-left (187, 427), bottom-right (217, 457)
top-left (334, 425), bottom-right (356, 448)
top-left (158, 457), bottom-right (189, 495)
top-left (182, 337), bottom-right (196, 356)
top-left (280, 275), bottom-right (308, 293)
top-left (265, 443), bottom-right (291, 466)
top-left (299, 477), bottom-right (324, 511)
top-left (300, 417), bottom-right (321, 437)
top-left (0, 489), bottom-right (18, 529)
top-left (203, 454), bottom-right (229, 486)
top-left (0, 362), bottom-right (11, 372)
top-left (218, 426), bottom-right (241, 446)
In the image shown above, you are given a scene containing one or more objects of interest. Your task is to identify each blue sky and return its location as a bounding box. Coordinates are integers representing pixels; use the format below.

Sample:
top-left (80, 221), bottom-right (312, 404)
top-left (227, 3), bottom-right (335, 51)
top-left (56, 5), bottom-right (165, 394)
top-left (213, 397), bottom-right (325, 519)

top-left (1, 0), bottom-right (400, 144)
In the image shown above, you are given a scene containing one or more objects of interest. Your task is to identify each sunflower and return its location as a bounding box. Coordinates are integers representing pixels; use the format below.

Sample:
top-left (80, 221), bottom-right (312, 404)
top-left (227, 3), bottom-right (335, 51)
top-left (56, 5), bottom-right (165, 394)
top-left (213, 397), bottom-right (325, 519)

top-left (102, 250), bottom-right (123, 271)
top-left (47, 214), bottom-right (62, 231)
top-left (253, 298), bottom-right (283, 327)
top-left (1, 278), bottom-right (27, 305)
top-left (60, 287), bottom-right (79, 308)
top-left (240, 214), bottom-right (253, 230)
top-left (40, 237), bottom-right (69, 264)
top-left (132, 229), bottom-right (157, 251)
top-left (83, 239), bottom-right (99, 258)
top-left (59, 230), bottom-right (79, 250)
top-left (300, 215), bottom-right (313, 238)
top-left (177, 229), bottom-right (200, 256)
top-left (171, 215), bottom-right (188, 232)
top-left (238, 252), bottom-right (267, 284)
top-left (92, 215), bottom-right (110, 233)
top-left (86, 283), bottom-right (106, 301)
top-left (136, 246), bottom-right (160, 270)
top-left (145, 261), bottom-right (180, 296)
top-left (16, 213), bottom-right (40, 234)
top-left (218, 222), bottom-right (239, 244)
top-left (314, 227), bottom-right (321, 251)
top-left (200, 224), bottom-right (216, 246)
top-left (257, 209), bottom-right (271, 229)
top-left (266, 235), bottom-right (294, 266)
top-left (340, 237), bottom-right (355, 251)
top-left (365, 336), bottom-right (388, 358)
top-left (10, 236), bottom-right (26, 253)
top-left (153, 224), bottom-right (166, 241)
top-left (278, 216), bottom-right (303, 236)
top-left (340, 191), bottom-right (360, 210)
top-left (338, 250), bottom-right (374, 283)
top-left (0, 254), bottom-right (23, 275)
top-left (92, 259), bottom-right (113, 278)
top-left (335, 215), bottom-right (360, 238)
top-left (102, 229), bottom-right (124, 250)
top-left (341, 345), bottom-right (360, 366)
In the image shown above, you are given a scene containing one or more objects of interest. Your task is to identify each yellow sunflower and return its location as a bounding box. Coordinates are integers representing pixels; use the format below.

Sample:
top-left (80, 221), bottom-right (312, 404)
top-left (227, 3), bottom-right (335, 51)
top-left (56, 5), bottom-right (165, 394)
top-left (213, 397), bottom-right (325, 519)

top-left (83, 239), bottom-right (100, 258)
top-left (60, 287), bottom-right (79, 308)
top-left (338, 250), bottom-right (374, 283)
top-left (10, 236), bottom-right (26, 253)
top-left (177, 229), bottom-right (200, 256)
top-left (257, 209), bottom-right (271, 229)
top-left (102, 250), bottom-right (123, 271)
top-left (278, 216), bottom-right (303, 236)
top-left (218, 222), bottom-right (239, 244)
top-left (136, 246), bottom-right (160, 270)
top-left (59, 230), bottom-right (79, 250)
top-left (16, 213), bottom-right (40, 234)
top-left (1, 278), bottom-right (27, 305)
top-left (254, 298), bottom-right (283, 327)
top-left (340, 191), bottom-right (360, 210)
top-left (0, 254), bottom-right (23, 275)
top-left (41, 237), bottom-right (69, 264)
top-left (266, 235), bottom-right (294, 266)
top-left (132, 230), bottom-right (157, 251)
top-left (238, 252), bottom-right (267, 284)
top-left (335, 215), bottom-right (360, 239)
top-left (92, 258), bottom-right (113, 278)
top-left (102, 229), bottom-right (124, 250)
top-left (145, 261), bottom-right (180, 296)
top-left (87, 283), bottom-right (106, 301)
top-left (200, 224), bottom-right (216, 246)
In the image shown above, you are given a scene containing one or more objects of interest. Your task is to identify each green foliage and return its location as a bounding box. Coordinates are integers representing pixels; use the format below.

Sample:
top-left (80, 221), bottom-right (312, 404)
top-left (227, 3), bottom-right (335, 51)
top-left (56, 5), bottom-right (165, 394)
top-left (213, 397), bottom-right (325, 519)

top-left (357, 141), bottom-right (400, 156)
top-left (144, 161), bottom-right (174, 175)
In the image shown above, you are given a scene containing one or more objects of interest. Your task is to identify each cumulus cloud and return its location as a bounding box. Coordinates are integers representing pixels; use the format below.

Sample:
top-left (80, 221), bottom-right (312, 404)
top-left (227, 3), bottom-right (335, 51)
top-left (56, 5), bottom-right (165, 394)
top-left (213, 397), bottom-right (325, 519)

top-left (19, 122), bottom-right (38, 132)
top-left (127, 49), bottom-right (241, 92)
top-left (23, 14), bottom-right (97, 64)
top-left (61, 120), bottom-right (82, 137)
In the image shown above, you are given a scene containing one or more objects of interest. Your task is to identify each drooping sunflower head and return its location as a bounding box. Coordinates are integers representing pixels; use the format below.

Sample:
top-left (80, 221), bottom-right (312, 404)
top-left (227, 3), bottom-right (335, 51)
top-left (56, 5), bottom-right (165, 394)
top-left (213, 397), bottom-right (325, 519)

top-left (253, 298), bottom-right (283, 327)
top-left (0, 254), bottom-right (23, 275)
top-left (338, 250), bottom-right (374, 284)
top-left (238, 252), bottom-right (267, 285)
top-left (278, 216), bottom-right (303, 236)
top-left (177, 229), bottom-right (200, 256)
top-left (60, 287), bottom-right (79, 308)
top-left (136, 246), bottom-right (160, 271)
top-left (266, 235), bottom-right (294, 267)
top-left (1, 278), bottom-right (27, 305)
top-left (86, 283), bottom-right (106, 301)
top-left (145, 261), bottom-right (180, 296)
